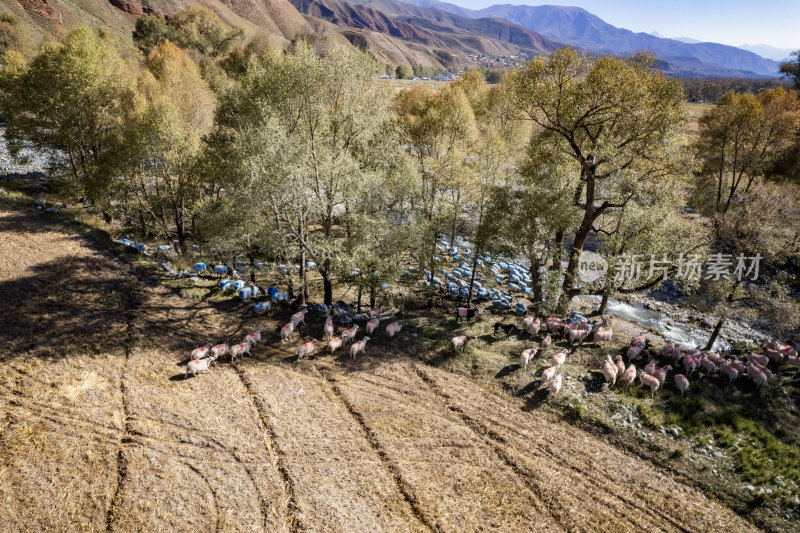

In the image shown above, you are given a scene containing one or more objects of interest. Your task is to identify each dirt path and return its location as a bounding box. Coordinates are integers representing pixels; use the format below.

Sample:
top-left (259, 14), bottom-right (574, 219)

top-left (0, 198), bottom-right (760, 532)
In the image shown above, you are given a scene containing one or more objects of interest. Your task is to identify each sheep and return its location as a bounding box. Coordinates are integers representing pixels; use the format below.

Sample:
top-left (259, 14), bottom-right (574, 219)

top-left (654, 365), bottom-right (672, 386)
top-left (568, 328), bottom-right (589, 346)
top-left (366, 318), bottom-right (380, 335)
top-left (230, 340), bottom-right (253, 363)
top-left (643, 361), bottom-right (656, 376)
top-left (386, 321), bottom-right (403, 337)
top-left (779, 343), bottom-right (798, 358)
top-left (520, 348), bottom-right (538, 372)
top-left (661, 343), bottom-right (674, 358)
top-left (323, 316), bottom-right (335, 340)
top-left (627, 340), bottom-right (651, 362)
top-left (210, 340), bottom-right (230, 359)
top-left (674, 374), bottom-right (690, 396)
top-left (541, 334), bottom-right (552, 352)
top-left (552, 349), bottom-right (567, 368)
top-left (545, 318), bottom-right (563, 334)
top-left (450, 335), bottom-right (476, 352)
top-left (280, 323), bottom-right (295, 343)
top-left (602, 358), bottom-right (618, 387)
top-left (639, 372), bottom-right (660, 397)
top-left (342, 325), bottom-right (360, 344)
top-left (245, 329), bottom-right (262, 345)
top-left (456, 307), bottom-right (478, 322)
top-left (549, 374), bottom-right (563, 395)
top-left (297, 339), bottom-right (317, 360)
top-left (615, 355), bottom-right (626, 377)
top-left (786, 355), bottom-right (800, 371)
top-left (764, 346), bottom-right (783, 364)
top-left (350, 337), bottom-right (371, 359)
top-left (746, 350), bottom-right (769, 367)
top-left (630, 336), bottom-right (647, 348)
top-left (750, 361), bottom-right (773, 381)
top-left (746, 364), bottom-right (769, 389)
top-left (185, 356), bottom-right (216, 378)
top-left (369, 305), bottom-right (382, 319)
top-left (620, 364), bottom-right (637, 388)
top-left (541, 366), bottom-right (557, 383)
top-left (521, 316), bottom-right (539, 335)
top-left (683, 355), bottom-right (698, 376)
top-left (669, 344), bottom-right (683, 361)
top-left (720, 360), bottom-right (739, 384)
top-left (493, 322), bottom-right (516, 338)
top-left (290, 308), bottom-right (308, 328)
top-left (328, 336), bottom-right (343, 354)
top-left (594, 327), bottom-right (613, 342)
top-left (700, 356), bottom-right (717, 376)
top-left (190, 343), bottom-right (213, 360)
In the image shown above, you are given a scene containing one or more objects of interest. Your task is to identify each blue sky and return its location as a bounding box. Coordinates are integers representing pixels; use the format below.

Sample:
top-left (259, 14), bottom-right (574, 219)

top-left (457, 0), bottom-right (799, 50)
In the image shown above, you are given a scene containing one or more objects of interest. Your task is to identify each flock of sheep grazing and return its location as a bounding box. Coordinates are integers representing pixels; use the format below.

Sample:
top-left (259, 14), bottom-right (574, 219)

top-left (184, 304), bottom-right (405, 377)
top-left (451, 306), bottom-right (800, 400)
top-left (601, 337), bottom-right (800, 397)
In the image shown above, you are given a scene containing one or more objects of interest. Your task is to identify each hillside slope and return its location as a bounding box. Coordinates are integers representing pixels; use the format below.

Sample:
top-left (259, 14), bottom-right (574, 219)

top-left (399, 0), bottom-right (780, 77)
top-left (0, 190), bottom-right (760, 531)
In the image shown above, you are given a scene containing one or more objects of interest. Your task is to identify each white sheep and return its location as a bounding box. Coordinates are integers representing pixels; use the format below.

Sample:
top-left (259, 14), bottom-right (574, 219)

top-left (245, 329), bottom-right (262, 345)
top-left (549, 374), bottom-right (563, 395)
top-left (639, 372), bottom-right (660, 397)
top-left (323, 316), bottom-right (334, 339)
top-left (186, 356), bottom-right (216, 378)
top-left (290, 308), bottom-right (308, 328)
top-left (450, 335), bottom-right (475, 352)
top-left (229, 340), bottom-right (253, 363)
top-left (342, 325), bottom-right (360, 344)
top-left (366, 318), bottom-right (380, 335)
top-left (385, 321), bottom-right (403, 337)
top-left (350, 337), bottom-right (371, 359)
top-left (674, 374), bottom-right (690, 396)
top-left (210, 341), bottom-right (230, 359)
top-left (328, 336), bottom-right (343, 354)
top-left (191, 343), bottom-right (213, 359)
top-left (520, 348), bottom-right (537, 372)
top-left (280, 323), bottom-right (295, 343)
top-left (552, 349), bottom-right (567, 368)
top-left (297, 339), bottom-right (317, 360)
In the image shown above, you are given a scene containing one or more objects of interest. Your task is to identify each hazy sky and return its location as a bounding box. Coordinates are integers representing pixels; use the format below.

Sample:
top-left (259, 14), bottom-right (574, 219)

top-left (456, 0), bottom-right (800, 50)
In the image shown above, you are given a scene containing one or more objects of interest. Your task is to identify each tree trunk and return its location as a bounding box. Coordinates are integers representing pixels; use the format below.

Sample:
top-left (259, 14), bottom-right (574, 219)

top-left (321, 264), bottom-right (333, 306)
top-left (704, 317), bottom-right (725, 351)
top-left (175, 208), bottom-right (186, 255)
top-left (599, 290), bottom-right (610, 316)
top-left (357, 283), bottom-right (362, 313)
top-left (529, 256), bottom-right (543, 314)
top-left (248, 251), bottom-right (256, 283)
top-left (369, 287), bottom-right (376, 308)
top-left (467, 252), bottom-right (480, 307)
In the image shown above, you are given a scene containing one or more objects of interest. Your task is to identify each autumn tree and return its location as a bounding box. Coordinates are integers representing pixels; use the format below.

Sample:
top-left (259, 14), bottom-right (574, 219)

top-left (133, 7), bottom-right (242, 58)
top-left (0, 26), bottom-right (136, 202)
top-left (509, 48), bottom-right (685, 312)
top-left (780, 50), bottom-right (800, 92)
top-left (694, 88), bottom-right (800, 214)
top-left (116, 40), bottom-right (215, 250)
top-left (206, 41), bottom-right (399, 305)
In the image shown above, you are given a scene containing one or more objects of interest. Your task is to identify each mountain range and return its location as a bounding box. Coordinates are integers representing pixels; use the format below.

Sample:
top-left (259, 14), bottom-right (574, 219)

top-left (2, 0), bottom-right (785, 77)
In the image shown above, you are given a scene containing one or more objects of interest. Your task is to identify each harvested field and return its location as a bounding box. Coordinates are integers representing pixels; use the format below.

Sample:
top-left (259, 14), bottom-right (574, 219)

top-left (0, 194), bottom-right (760, 531)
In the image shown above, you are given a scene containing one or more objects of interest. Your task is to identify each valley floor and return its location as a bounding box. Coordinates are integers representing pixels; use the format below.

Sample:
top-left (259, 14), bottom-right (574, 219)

top-left (0, 194), bottom-right (760, 532)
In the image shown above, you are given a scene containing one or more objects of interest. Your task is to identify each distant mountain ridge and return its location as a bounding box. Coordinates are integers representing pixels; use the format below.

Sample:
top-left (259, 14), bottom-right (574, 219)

top-left (400, 0), bottom-right (780, 77)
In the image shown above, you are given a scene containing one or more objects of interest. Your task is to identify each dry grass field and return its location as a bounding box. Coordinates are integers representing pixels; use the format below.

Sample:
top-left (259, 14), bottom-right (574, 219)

top-left (0, 184), bottom-right (764, 531)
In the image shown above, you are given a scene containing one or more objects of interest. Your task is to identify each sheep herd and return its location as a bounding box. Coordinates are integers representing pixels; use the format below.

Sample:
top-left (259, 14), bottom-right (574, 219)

top-left (449, 307), bottom-right (800, 400)
top-left (184, 304), bottom-right (405, 377)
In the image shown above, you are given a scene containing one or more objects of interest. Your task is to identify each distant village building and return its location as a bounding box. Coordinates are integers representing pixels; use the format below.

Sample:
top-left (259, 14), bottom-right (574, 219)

top-left (434, 71), bottom-right (458, 81)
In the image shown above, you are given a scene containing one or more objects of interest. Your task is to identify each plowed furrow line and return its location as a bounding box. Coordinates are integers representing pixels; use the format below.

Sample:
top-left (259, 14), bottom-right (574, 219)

top-left (418, 366), bottom-right (693, 533)
top-left (235, 366), bottom-right (301, 532)
top-left (186, 463), bottom-right (221, 533)
top-left (411, 364), bottom-right (567, 530)
top-left (106, 291), bottom-right (136, 533)
top-left (316, 366), bottom-right (439, 533)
